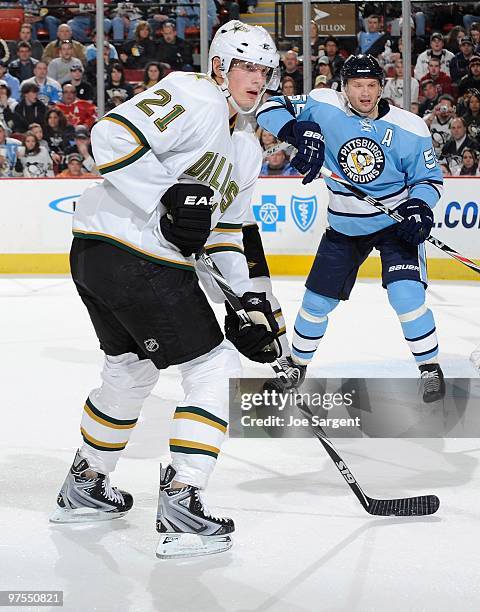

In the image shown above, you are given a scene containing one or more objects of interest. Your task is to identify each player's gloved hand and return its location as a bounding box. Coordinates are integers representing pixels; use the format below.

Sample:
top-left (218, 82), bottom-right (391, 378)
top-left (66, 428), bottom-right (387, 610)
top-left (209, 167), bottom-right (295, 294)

top-left (396, 198), bottom-right (434, 246)
top-left (280, 120), bottom-right (325, 185)
top-left (224, 292), bottom-right (280, 363)
top-left (160, 183), bottom-right (213, 257)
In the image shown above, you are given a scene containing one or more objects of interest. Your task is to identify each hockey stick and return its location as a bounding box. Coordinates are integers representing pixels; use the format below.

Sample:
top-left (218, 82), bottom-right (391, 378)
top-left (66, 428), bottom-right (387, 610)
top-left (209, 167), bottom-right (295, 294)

top-left (197, 251), bottom-right (440, 517)
top-left (262, 143), bottom-right (480, 275)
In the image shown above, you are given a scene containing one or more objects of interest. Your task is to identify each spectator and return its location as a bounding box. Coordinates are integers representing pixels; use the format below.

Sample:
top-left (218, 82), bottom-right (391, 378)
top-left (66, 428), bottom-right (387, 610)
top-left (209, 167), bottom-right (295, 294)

top-left (21, 61), bottom-right (61, 106)
top-left (423, 95), bottom-right (456, 155)
top-left (471, 22), bottom-right (480, 54)
top-left (28, 121), bottom-right (49, 149)
top-left (110, 2), bottom-right (145, 43)
top-left (44, 108), bottom-right (74, 165)
top-left (85, 30), bottom-right (118, 63)
top-left (246, 0), bottom-right (257, 13)
top-left (63, 125), bottom-right (98, 175)
top-left (9, 42), bottom-right (39, 83)
top-left (411, 101), bottom-right (420, 115)
top-left (450, 37), bottom-right (476, 83)
top-left (441, 117), bottom-right (478, 173)
top-left (414, 33), bottom-right (454, 80)
top-left (358, 14), bottom-right (384, 55)
top-left (66, 2), bottom-right (112, 44)
top-left (42, 24), bottom-right (87, 66)
top-left (281, 50), bottom-right (303, 95)
top-left (85, 43), bottom-right (114, 87)
top-left (260, 149), bottom-right (299, 176)
top-left (314, 74), bottom-right (328, 89)
top-left (175, 0), bottom-right (218, 41)
top-left (132, 82), bottom-right (146, 95)
top-left (0, 60), bottom-right (20, 102)
top-left (105, 63), bottom-right (134, 106)
top-left (315, 56), bottom-right (340, 91)
top-left (464, 90), bottom-right (480, 141)
top-left (63, 63), bottom-right (94, 102)
top-left (156, 21), bottom-right (194, 71)
top-left (419, 56), bottom-right (455, 98)
top-left (323, 36), bottom-right (344, 76)
top-left (0, 81), bottom-right (18, 131)
top-left (455, 147), bottom-right (479, 175)
top-left (47, 41), bottom-right (82, 85)
top-left (142, 61), bottom-right (164, 89)
top-left (0, 125), bottom-right (21, 177)
top-left (15, 130), bottom-right (54, 177)
top-left (8, 24), bottom-right (44, 61)
top-left (439, 160), bottom-right (451, 176)
top-left (57, 152), bottom-right (97, 177)
top-left (119, 21), bottom-right (157, 69)
top-left (383, 57), bottom-right (420, 108)
top-left (419, 79), bottom-right (440, 116)
top-left (446, 26), bottom-right (467, 54)
top-left (458, 55), bottom-right (480, 96)
top-left (257, 127), bottom-right (276, 151)
top-left (19, 0), bottom-right (61, 42)
top-left (281, 76), bottom-right (296, 96)
top-left (55, 83), bottom-right (97, 129)
top-left (11, 82), bottom-right (47, 132)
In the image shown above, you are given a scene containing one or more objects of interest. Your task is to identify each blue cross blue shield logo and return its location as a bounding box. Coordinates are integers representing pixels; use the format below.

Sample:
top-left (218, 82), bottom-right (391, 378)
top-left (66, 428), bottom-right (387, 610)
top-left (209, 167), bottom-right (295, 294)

top-left (253, 195), bottom-right (286, 232)
top-left (291, 195), bottom-right (317, 232)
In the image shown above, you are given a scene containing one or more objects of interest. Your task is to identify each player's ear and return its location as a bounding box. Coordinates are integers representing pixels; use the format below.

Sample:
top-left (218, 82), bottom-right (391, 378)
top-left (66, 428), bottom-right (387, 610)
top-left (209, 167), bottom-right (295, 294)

top-left (211, 57), bottom-right (223, 81)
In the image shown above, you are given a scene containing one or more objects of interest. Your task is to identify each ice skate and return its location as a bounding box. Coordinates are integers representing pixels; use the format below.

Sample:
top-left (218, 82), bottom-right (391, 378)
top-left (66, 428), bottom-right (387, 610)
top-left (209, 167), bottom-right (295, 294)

top-left (263, 356), bottom-right (307, 393)
top-left (50, 450), bottom-right (133, 523)
top-left (419, 364), bottom-right (445, 403)
top-left (156, 464), bottom-right (234, 559)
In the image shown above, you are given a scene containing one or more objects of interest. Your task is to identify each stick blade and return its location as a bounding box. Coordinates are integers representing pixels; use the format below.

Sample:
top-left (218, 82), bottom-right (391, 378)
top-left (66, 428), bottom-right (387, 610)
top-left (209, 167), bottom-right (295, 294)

top-left (367, 494), bottom-right (440, 517)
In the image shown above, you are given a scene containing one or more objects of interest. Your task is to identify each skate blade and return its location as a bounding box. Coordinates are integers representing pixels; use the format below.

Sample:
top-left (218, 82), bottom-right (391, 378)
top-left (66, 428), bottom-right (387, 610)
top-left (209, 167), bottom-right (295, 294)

top-left (49, 506), bottom-right (126, 524)
top-left (156, 533), bottom-right (232, 559)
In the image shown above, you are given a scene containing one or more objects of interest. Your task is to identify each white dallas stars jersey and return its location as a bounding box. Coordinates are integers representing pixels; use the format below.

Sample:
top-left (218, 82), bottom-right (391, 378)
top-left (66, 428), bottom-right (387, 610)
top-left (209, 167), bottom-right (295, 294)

top-left (73, 71), bottom-right (262, 296)
top-left (257, 89), bottom-right (443, 236)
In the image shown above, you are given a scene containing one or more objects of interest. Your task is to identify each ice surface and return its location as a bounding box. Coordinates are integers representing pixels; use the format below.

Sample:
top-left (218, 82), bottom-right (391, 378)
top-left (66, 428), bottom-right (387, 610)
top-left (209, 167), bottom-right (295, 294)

top-left (0, 277), bottom-right (479, 612)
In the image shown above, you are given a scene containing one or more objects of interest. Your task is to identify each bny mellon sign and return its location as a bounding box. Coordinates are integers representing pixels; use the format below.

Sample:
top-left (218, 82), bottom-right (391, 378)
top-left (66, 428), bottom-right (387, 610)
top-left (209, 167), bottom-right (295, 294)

top-left (284, 3), bottom-right (357, 37)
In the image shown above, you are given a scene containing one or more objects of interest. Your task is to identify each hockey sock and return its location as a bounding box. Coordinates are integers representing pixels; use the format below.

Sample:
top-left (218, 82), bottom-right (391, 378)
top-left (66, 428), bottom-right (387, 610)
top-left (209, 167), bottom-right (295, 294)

top-left (291, 289), bottom-right (339, 365)
top-left (80, 353), bottom-right (159, 474)
top-left (387, 280), bottom-right (439, 364)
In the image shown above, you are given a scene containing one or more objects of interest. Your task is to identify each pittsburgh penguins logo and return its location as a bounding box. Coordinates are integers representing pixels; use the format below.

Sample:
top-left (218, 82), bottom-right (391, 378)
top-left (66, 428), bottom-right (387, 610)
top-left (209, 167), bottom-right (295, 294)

top-left (337, 137), bottom-right (385, 184)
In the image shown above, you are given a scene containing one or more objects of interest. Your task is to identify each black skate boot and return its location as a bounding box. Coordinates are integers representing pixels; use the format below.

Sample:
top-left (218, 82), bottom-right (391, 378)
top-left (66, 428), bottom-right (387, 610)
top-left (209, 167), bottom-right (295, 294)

top-left (156, 464), bottom-right (234, 559)
top-left (419, 363), bottom-right (446, 403)
top-left (263, 356), bottom-right (307, 393)
top-left (50, 450), bottom-right (133, 523)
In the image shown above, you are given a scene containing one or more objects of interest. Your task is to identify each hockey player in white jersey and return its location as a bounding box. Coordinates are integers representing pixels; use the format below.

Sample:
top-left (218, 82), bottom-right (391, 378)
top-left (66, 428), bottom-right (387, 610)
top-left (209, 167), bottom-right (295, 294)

top-left (257, 54), bottom-right (446, 403)
top-left (51, 21), bottom-right (282, 559)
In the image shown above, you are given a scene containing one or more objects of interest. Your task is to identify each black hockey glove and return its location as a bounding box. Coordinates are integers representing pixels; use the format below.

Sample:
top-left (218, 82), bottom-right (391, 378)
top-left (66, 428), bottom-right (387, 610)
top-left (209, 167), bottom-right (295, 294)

top-left (160, 183), bottom-right (213, 257)
top-left (396, 198), bottom-right (434, 246)
top-left (279, 120), bottom-right (325, 185)
top-left (224, 292), bottom-right (280, 363)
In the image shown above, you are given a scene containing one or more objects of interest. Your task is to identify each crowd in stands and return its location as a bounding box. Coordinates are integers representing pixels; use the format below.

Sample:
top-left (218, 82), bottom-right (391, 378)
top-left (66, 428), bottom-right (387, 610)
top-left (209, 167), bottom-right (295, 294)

top-left (1, 2), bottom-right (480, 178)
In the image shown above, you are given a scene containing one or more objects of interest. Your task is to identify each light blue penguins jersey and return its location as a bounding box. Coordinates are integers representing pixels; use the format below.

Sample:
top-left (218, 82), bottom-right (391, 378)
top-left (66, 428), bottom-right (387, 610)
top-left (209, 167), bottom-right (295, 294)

top-left (256, 89), bottom-right (444, 236)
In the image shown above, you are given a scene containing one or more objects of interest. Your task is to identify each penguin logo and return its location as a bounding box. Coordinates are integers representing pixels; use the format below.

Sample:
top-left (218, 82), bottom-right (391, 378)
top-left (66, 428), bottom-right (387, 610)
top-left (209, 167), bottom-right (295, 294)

top-left (337, 137), bottom-right (385, 184)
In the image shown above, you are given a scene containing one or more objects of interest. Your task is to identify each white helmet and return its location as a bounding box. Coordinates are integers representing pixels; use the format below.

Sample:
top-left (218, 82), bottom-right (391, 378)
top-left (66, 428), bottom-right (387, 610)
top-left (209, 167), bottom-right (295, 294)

top-left (208, 20), bottom-right (280, 114)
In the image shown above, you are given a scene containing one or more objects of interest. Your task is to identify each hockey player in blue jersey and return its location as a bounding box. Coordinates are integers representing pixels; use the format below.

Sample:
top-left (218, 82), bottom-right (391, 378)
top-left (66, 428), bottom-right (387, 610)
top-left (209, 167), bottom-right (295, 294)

top-left (257, 54), bottom-right (445, 402)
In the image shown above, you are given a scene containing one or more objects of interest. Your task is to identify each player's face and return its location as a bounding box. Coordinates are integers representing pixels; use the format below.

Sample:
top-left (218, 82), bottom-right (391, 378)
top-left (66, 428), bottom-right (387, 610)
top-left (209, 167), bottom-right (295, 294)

top-left (228, 60), bottom-right (270, 111)
top-left (344, 78), bottom-right (381, 116)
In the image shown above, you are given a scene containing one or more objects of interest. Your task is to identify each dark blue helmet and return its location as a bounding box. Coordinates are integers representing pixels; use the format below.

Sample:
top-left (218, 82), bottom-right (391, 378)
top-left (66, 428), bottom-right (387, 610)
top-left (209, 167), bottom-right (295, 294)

top-left (341, 54), bottom-right (385, 88)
